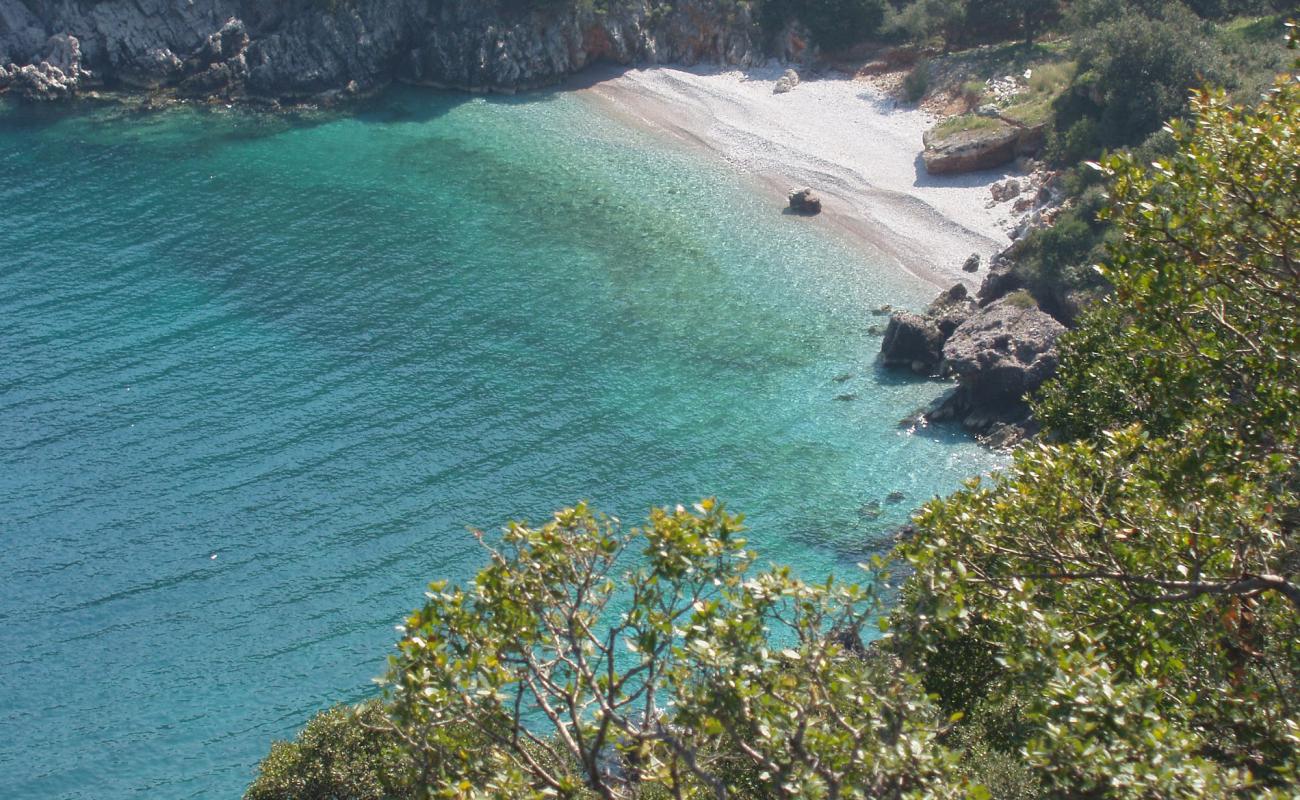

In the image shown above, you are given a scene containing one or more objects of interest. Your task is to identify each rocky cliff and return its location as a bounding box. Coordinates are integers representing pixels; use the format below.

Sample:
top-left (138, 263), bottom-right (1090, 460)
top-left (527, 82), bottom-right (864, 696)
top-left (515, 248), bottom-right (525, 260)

top-left (0, 0), bottom-right (762, 103)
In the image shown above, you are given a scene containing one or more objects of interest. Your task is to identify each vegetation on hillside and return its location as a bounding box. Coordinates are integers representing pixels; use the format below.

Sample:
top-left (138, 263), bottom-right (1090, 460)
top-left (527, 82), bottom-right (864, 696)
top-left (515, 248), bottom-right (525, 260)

top-left (247, 52), bottom-right (1300, 796)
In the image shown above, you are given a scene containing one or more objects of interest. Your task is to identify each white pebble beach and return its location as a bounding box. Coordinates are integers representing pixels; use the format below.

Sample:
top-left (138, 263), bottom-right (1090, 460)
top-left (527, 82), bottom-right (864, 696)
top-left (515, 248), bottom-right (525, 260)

top-left (582, 63), bottom-right (1022, 289)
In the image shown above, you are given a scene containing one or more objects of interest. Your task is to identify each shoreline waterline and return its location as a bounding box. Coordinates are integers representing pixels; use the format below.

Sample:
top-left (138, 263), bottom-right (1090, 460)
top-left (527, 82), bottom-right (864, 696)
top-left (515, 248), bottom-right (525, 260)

top-left (576, 63), bottom-right (1015, 290)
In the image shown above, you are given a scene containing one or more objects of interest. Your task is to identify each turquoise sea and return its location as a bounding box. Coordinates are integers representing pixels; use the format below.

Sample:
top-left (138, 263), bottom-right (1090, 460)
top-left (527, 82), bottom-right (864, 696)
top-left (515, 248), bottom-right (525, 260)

top-left (0, 87), bottom-right (1003, 799)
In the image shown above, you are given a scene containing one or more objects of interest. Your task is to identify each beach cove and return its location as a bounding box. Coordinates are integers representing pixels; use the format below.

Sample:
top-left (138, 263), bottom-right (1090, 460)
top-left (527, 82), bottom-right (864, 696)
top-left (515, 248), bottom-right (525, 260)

top-left (0, 79), bottom-right (1007, 799)
top-left (582, 63), bottom-right (1014, 287)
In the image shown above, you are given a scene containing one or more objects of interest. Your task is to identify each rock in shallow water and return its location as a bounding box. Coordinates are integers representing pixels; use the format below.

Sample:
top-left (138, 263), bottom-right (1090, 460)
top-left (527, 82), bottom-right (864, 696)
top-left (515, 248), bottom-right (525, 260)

top-left (939, 297), bottom-right (1065, 410)
top-left (880, 312), bottom-right (944, 374)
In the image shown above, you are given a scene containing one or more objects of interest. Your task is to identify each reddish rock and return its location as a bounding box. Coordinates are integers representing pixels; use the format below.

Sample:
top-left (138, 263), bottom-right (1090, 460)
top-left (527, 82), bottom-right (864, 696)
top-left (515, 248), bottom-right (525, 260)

top-left (922, 120), bottom-right (1020, 175)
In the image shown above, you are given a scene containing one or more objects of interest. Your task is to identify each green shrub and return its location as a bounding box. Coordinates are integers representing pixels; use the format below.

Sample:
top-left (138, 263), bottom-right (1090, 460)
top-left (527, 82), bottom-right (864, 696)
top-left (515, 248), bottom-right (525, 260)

top-left (761, 0), bottom-right (888, 51)
top-left (1068, 5), bottom-right (1227, 149)
top-left (1001, 288), bottom-right (1038, 308)
top-left (1044, 116), bottom-right (1098, 164)
top-left (1005, 187), bottom-right (1110, 316)
top-left (903, 58), bottom-right (931, 101)
top-left (882, 0), bottom-right (967, 49)
top-left (930, 113), bottom-right (1003, 138)
top-left (245, 700), bottom-right (414, 800)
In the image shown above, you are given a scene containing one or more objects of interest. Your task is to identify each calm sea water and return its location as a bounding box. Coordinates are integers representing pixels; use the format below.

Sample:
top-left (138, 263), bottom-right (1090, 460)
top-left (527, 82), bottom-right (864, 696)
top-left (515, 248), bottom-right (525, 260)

top-left (0, 87), bottom-right (1002, 799)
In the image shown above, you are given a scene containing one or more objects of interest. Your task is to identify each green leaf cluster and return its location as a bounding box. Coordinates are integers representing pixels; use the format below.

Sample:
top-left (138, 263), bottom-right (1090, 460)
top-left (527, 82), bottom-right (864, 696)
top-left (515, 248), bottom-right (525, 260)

top-left (245, 700), bottom-right (417, 800)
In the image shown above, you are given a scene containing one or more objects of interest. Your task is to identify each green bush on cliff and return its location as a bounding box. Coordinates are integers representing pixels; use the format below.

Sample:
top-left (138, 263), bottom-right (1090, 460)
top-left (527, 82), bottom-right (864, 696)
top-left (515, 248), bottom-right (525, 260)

top-left (761, 0), bottom-right (888, 50)
top-left (245, 700), bottom-right (415, 800)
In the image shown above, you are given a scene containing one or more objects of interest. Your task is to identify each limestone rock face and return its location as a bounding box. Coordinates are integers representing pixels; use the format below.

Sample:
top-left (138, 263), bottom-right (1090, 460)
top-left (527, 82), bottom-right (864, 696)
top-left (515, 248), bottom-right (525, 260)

top-left (880, 312), bottom-right (945, 373)
top-left (2, 33), bottom-right (89, 101)
top-left (922, 119), bottom-right (1020, 175)
top-left (939, 298), bottom-right (1065, 409)
top-left (0, 0), bottom-right (763, 102)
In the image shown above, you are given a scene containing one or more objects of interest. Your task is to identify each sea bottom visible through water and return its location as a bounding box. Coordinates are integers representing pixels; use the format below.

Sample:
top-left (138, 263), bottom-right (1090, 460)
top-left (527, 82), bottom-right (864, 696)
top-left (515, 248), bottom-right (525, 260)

top-left (0, 86), bottom-right (1005, 799)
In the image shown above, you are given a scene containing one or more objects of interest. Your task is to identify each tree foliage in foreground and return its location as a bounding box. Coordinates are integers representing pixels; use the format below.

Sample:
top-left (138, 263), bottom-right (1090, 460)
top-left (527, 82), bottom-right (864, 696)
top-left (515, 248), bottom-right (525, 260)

top-left (245, 700), bottom-right (414, 800)
top-left (384, 501), bottom-right (973, 799)
top-left (896, 61), bottom-right (1300, 797)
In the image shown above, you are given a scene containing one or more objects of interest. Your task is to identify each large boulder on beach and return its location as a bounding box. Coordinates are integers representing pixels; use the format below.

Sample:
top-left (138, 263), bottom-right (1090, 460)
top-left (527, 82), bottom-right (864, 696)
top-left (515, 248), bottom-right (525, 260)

top-left (773, 68), bottom-right (799, 93)
top-left (922, 118), bottom-right (1020, 175)
top-left (939, 296), bottom-right (1065, 408)
top-left (788, 187), bottom-right (822, 215)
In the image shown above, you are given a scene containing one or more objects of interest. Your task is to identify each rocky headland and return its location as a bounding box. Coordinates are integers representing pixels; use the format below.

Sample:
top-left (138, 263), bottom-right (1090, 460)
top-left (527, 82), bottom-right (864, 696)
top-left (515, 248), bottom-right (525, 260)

top-left (0, 0), bottom-right (766, 104)
top-left (882, 241), bottom-right (1072, 448)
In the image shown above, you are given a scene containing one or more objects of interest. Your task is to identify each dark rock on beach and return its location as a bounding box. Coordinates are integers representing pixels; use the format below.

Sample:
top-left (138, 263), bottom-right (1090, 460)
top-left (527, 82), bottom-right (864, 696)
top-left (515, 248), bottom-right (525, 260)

top-left (788, 187), bottom-right (822, 214)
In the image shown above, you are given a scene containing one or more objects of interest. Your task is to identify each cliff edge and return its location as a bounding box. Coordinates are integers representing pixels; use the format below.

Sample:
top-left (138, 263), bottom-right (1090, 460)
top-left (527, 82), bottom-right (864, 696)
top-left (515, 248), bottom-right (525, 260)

top-left (0, 0), bottom-right (762, 103)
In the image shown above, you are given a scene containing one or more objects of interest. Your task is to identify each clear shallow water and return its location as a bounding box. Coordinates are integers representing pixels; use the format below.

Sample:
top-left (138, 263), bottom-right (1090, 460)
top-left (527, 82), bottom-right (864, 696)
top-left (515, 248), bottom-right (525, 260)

top-left (0, 87), bottom-right (1003, 799)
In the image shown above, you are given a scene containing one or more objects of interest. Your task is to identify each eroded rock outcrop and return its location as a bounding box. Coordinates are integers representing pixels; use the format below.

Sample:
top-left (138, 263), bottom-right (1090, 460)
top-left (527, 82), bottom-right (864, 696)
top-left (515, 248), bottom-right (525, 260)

top-left (922, 119), bottom-right (1020, 175)
top-left (0, 0), bottom-right (763, 103)
top-left (922, 113), bottom-right (1048, 176)
top-left (938, 298), bottom-right (1065, 410)
top-left (2, 33), bottom-right (89, 101)
top-left (925, 282), bottom-right (977, 337)
top-left (920, 296), bottom-right (1065, 443)
top-left (882, 280), bottom-right (1063, 446)
top-left (879, 283), bottom-right (975, 374)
